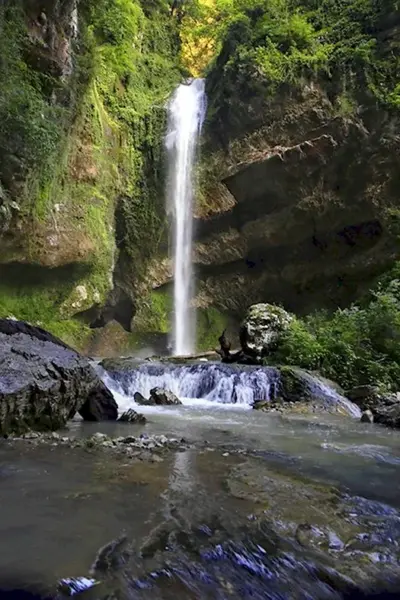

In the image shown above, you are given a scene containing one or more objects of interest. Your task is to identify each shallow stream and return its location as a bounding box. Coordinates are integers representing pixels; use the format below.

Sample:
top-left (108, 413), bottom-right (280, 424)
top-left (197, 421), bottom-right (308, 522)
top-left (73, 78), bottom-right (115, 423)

top-left (1, 362), bottom-right (400, 598)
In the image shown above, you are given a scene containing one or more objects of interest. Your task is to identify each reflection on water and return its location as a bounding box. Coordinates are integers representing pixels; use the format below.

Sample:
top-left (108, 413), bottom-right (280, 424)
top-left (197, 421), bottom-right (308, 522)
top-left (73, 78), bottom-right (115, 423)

top-left (1, 407), bottom-right (400, 598)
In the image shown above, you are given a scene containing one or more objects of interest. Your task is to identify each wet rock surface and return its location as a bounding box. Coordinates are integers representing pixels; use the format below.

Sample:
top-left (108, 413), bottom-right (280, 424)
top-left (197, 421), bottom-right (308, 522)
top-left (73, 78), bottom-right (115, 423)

top-left (133, 392), bottom-right (152, 406)
top-left (118, 409), bottom-right (146, 424)
top-left (347, 386), bottom-right (400, 428)
top-left (250, 366), bottom-right (361, 417)
top-left (149, 387), bottom-right (182, 406)
top-left (361, 410), bottom-right (374, 424)
top-left (0, 319), bottom-right (117, 435)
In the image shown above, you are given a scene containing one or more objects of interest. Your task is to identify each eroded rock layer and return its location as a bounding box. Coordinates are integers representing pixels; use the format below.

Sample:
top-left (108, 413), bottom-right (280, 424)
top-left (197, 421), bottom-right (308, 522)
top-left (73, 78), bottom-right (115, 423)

top-left (193, 82), bottom-right (400, 316)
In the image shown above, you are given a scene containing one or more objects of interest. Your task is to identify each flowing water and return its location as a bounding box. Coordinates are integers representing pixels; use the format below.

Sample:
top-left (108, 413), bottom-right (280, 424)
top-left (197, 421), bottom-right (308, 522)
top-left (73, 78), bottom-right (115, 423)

top-left (166, 80), bottom-right (206, 356)
top-left (101, 361), bottom-right (361, 416)
top-left (1, 361), bottom-right (400, 598)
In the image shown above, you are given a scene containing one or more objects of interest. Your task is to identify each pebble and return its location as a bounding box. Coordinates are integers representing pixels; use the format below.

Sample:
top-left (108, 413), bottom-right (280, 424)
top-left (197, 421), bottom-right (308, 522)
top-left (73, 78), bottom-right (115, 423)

top-left (150, 454), bottom-right (164, 463)
top-left (91, 432), bottom-right (108, 443)
top-left (101, 441), bottom-right (115, 449)
top-left (6, 430), bottom-right (195, 461)
top-left (222, 452), bottom-right (229, 457)
top-left (22, 432), bottom-right (40, 439)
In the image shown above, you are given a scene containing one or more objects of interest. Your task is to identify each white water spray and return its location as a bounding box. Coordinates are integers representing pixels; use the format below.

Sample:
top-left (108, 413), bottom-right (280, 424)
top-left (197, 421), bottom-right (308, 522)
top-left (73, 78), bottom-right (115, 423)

top-left (166, 79), bottom-right (206, 356)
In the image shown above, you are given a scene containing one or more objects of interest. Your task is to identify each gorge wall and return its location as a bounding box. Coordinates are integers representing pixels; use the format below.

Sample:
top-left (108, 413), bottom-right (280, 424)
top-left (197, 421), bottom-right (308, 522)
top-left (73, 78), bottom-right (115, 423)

top-left (0, 0), bottom-right (180, 352)
top-left (1, 0), bottom-right (400, 355)
top-left (190, 3), bottom-right (400, 320)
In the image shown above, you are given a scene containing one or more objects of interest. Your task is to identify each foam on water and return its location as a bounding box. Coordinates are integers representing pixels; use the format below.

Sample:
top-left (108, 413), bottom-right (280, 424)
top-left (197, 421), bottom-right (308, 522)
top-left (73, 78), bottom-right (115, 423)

top-left (103, 363), bottom-right (280, 411)
top-left (101, 361), bottom-right (361, 418)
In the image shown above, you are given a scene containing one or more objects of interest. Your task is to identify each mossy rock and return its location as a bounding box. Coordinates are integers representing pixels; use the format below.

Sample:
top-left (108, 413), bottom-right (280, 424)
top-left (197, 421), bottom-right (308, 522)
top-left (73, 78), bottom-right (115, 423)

top-left (240, 304), bottom-right (293, 358)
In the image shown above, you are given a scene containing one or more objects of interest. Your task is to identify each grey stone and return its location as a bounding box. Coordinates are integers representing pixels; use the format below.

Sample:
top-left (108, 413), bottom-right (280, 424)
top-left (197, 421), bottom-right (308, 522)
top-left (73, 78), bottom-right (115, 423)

top-left (118, 408), bottom-right (146, 424)
top-left (149, 387), bottom-right (182, 406)
top-left (361, 409), bottom-right (374, 423)
top-left (240, 303), bottom-right (293, 358)
top-left (133, 392), bottom-right (153, 406)
top-left (0, 319), bottom-right (118, 435)
top-left (91, 432), bottom-right (109, 443)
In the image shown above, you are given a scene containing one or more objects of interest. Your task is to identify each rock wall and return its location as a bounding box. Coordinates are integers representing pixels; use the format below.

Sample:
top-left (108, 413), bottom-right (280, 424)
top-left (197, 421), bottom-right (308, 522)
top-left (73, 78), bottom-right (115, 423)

top-left (189, 5), bottom-right (400, 319)
top-left (0, 0), bottom-right (180, 350)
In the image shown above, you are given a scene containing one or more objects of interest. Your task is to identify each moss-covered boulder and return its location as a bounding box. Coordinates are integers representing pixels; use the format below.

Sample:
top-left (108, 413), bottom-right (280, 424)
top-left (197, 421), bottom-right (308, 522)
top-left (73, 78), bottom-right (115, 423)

top-left (240, 304), bottom-right (293, 358)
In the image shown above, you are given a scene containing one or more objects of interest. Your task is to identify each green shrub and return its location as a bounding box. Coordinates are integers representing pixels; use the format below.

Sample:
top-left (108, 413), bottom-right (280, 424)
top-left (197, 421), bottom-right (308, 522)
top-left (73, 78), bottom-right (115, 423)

top-left (205, 0), bottom-right (400, 114)
top-left (271, 279), bottom-right (400, 390)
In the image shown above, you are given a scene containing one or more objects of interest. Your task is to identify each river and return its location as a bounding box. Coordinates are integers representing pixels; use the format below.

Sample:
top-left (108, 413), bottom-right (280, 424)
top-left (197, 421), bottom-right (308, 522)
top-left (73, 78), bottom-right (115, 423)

top-left (1, 394), bottom-right (400, 599)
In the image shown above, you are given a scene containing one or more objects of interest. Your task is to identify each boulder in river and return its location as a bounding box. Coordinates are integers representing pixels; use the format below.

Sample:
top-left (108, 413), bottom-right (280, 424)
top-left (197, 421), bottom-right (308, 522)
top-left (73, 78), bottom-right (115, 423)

top-left (346, 385), bottom-right (400, 428)
top-left (346, 385), bottom-right (381, 410)
top-left (134, 391), bottom-right (154, 406)
top-left (0, 319), bottom-right (118, 435)
top-left (374, 395), bottom-right (400, 428)
top-left (360, 409), bottom-right (374, 423)
top-left (240, 303), bottom-right (293, 358)
top-left (149, 387), bottom-right (182, 405)
top-left (118, 409), bottom-right (146, 424)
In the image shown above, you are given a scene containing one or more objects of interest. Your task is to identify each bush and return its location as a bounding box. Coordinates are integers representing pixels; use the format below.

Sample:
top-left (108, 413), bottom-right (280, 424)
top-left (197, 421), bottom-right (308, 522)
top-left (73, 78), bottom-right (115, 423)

top-left (204, 0), bottom-right (400, 108)
top-left (271, 276), bottom-right (400, 390)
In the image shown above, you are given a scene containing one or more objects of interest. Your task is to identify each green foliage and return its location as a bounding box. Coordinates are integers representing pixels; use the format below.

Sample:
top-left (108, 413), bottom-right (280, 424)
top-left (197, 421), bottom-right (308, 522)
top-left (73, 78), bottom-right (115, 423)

top-left (0, 279), bottom-right (93, 351)
top-left (204, 0), bottom-right (400, 111)
top-left (133, 290), bottom-right (173, 333)
top-left (0, 0), bottom-right (181, 348)
top-left (85, 0), bottom-right (181, 276)
top-left (271, 276), bottom-right (400, 390)
top-left (197, 306), bottom-right (228, 351)
top-left (0, 4), bottom-right (68, 199)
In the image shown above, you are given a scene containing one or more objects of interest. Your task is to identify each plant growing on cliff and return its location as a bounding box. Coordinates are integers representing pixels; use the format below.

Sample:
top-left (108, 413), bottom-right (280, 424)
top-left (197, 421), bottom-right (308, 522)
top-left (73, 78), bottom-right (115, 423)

top-left (203, 0), bottom-right (400, 116)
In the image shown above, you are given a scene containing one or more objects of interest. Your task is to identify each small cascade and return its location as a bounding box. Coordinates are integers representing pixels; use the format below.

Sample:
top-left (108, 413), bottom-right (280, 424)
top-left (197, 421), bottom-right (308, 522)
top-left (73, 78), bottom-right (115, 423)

top-left (166, 79), bottom-right (207, 356)
top-left (300, 371), bottom-right (361, 418)
top-left (101, 361), bottom-right (361, 417)
top-left (104, 363), bottom-right (281, 406)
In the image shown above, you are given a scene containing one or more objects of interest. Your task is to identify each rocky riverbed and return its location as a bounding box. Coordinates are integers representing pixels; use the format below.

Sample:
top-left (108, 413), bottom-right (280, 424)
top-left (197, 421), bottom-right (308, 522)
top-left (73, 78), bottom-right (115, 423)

top-left (1, 319), bottom-right (400, 599)
top-left (1, 405), bottom-right (400, 599)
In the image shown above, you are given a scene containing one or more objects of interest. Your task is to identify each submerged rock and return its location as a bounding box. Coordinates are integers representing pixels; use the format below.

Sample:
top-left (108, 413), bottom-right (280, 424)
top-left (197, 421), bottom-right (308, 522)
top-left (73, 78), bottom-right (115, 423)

top-left (0, 319), bottom-right (117, 435)
top-left (240, 303), bottom-right (293, 358)
top-left (149, 387), bottom-right (182, 405)
top-left (118, 409), bottom-right (146, 424)
top-left (100, 357), bottom-right (143, 373)
top-left (253, 400), bottom-right (270, 411)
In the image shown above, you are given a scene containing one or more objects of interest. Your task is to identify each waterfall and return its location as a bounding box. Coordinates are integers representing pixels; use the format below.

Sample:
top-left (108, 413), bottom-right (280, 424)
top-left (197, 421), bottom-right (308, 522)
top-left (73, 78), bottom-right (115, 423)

top-left (166, 79), bottom-right (207, 356)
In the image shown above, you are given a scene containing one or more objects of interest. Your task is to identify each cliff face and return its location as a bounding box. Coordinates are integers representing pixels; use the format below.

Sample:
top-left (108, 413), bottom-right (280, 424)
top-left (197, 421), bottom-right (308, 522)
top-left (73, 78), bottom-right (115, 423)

top-left (0, 0), bottom-right (180, 349)
top-left (188, 4), bottom-right (400, 319)
top-left (2, 0), bottom-right (400, 354)
top-left (194, 86), bottom-right (400, 316)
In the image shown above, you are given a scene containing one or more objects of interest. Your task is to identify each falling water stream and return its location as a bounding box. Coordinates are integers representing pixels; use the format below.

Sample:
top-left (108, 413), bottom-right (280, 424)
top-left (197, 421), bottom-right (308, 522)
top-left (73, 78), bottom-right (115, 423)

top-left (166, 79), bottom-right (206, 356)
